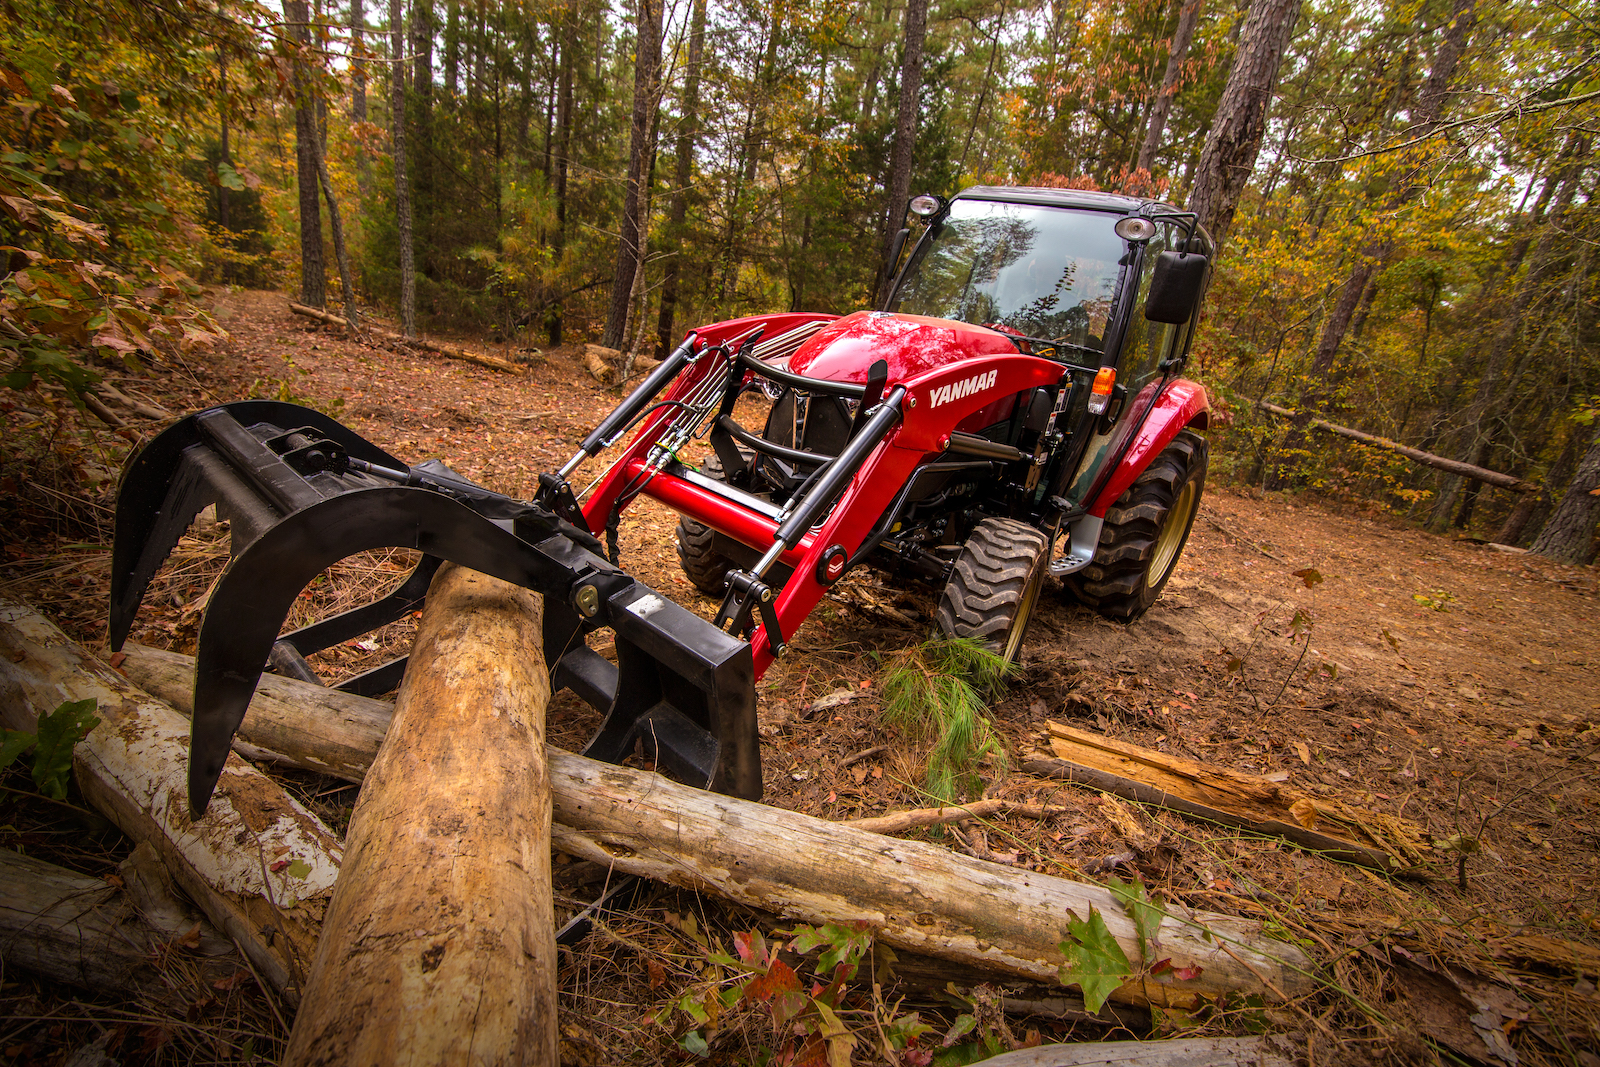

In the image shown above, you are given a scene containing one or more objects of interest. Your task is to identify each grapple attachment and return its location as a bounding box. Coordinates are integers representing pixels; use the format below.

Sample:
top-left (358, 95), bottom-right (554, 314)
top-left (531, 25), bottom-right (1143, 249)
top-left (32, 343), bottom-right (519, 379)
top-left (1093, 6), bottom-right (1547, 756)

top-left (111, 401), bottom-right (758, 817)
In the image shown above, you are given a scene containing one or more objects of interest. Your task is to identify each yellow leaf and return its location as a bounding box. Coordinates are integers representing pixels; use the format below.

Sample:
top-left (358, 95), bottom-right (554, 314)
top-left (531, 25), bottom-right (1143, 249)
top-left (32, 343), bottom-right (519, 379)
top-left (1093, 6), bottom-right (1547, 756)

top-left (1289, 798), bottom-right (1318, 831)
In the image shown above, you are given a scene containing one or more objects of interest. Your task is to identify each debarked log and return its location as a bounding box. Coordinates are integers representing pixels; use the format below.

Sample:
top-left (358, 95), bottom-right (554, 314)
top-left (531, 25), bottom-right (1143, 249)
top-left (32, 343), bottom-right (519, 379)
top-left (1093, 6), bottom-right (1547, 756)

top-left (282, 565), bottom-right (558, 1066)
top-left (0, 599), bottom-right (344, 1006)
top-left (125, 652), bottom-right (1316, 1011)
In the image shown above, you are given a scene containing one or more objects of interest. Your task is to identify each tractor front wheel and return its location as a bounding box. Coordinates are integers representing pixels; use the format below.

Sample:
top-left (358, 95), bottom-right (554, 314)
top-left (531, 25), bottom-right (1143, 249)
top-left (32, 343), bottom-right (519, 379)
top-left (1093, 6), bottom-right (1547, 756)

top-left (676, 456), bottom-right (736, 596)
top-left (1068, 429), bottom-right (1208, 621)
top-left (935, 517), bottom-right (1049, 664)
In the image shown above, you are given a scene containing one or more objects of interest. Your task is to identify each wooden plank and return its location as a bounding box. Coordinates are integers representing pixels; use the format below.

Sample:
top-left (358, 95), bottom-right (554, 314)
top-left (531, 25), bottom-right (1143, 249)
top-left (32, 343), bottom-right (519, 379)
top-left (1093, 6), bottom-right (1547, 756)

top-left (0, 599), bottom-right (343, 1006)
top-left (1025, 721), bottom-right (1428, 872)
top-left (282, 565), bottom-right (558, 1066)
top-left (127, 649), bottom-right (1315, 1010)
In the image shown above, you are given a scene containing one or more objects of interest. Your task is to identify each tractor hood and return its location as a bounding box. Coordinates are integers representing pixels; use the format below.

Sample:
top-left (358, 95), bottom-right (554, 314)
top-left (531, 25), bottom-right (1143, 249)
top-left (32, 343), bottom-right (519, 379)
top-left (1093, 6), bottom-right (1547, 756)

top-left (785, 311), bottom-right (1017, 384)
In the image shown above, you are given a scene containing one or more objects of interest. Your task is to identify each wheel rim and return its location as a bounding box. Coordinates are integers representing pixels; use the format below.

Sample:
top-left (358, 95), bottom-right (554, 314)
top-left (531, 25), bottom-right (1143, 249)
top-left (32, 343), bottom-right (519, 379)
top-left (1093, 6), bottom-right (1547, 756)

top-left (1001, 554), bottom-right (1046, 664)
top-left (1149, 476), bottom-right (1200, 585)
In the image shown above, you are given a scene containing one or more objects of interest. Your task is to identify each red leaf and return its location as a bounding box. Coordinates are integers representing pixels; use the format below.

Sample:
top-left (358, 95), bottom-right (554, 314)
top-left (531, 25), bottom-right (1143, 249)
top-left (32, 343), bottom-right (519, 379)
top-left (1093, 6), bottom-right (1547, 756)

top-left (745, 958), bottom-right (800, 1002)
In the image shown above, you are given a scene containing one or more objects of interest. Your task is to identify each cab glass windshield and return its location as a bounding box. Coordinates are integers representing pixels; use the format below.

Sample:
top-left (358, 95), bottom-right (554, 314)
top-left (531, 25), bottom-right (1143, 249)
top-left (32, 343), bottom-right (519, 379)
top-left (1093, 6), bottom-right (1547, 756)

top-left (889, 198), bottom-right (1126, 355)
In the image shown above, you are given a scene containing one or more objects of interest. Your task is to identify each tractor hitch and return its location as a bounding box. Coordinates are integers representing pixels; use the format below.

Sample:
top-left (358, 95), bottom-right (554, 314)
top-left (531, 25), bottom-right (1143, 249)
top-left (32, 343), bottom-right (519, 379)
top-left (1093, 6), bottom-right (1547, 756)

top-left (110, 401), bottom-right (759, 818)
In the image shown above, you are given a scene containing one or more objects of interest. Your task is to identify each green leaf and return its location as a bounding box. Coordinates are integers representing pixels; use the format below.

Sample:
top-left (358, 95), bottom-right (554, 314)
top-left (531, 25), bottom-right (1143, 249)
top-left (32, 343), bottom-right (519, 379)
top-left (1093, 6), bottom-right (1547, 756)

top-left (1107, 875), bottom-right (1165, 959)
top-left (0, 728), bottom-right (37, 770)
top-left (284, 858), bottom-right (312, 879)
top-left (31, 698), bottom-right (99, 800)
top-left (678, 1030), bottom-right (708, 1058)
top-left (1057, 907), bottom-right (1132, 1014)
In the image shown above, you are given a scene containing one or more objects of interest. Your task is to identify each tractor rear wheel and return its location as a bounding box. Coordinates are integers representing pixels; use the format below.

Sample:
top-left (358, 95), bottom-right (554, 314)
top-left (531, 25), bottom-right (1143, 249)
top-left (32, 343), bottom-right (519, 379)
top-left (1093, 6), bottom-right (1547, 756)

top-left (676, 457), bottom-right (735, 596)
top-left (1068, 429), bottom-right (1207, 621)
top-left (935, 517), bottom-right (1049, 664)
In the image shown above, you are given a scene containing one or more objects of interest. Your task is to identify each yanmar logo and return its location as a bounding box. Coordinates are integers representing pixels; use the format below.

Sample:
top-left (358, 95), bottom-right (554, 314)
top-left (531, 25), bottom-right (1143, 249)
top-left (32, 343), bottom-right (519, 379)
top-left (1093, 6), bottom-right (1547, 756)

top-left (928, 370), bottom-right (998, 409)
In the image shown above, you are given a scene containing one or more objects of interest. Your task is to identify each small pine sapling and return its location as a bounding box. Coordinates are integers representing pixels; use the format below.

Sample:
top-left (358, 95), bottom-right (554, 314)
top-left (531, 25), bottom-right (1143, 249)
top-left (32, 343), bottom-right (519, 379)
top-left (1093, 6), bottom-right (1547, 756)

top-left (880, 637), bottom-right (1013, 802)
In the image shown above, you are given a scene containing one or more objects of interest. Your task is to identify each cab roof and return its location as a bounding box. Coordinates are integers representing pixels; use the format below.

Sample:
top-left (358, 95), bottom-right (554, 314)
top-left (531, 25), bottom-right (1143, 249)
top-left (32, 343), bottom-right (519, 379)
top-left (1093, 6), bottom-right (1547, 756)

top-left (954, 185), bottom-right (1173, 215)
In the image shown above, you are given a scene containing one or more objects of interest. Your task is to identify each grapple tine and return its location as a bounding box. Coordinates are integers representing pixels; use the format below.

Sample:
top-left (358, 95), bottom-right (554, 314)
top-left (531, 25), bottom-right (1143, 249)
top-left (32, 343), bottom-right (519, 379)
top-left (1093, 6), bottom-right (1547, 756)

top-left (109, 401), bottom-right (411, 652)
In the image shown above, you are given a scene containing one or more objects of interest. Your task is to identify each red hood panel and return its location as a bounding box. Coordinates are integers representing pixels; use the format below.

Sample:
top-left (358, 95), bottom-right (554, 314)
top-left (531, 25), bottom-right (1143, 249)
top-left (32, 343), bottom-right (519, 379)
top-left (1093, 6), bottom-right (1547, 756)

top-left (786, 311), bottom-right (1017, 384)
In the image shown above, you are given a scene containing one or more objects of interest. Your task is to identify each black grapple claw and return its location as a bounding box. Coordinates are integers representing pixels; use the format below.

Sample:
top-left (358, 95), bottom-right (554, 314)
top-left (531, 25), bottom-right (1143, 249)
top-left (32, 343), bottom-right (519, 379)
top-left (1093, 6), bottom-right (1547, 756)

top-left (112, 402), bottom-right (758, 818)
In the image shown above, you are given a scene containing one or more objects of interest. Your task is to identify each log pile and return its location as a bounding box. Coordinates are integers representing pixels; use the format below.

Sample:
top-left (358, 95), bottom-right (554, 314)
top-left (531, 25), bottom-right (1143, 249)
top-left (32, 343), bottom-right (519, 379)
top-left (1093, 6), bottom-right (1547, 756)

top-left (6, 588), bottom-right (1329, 1059)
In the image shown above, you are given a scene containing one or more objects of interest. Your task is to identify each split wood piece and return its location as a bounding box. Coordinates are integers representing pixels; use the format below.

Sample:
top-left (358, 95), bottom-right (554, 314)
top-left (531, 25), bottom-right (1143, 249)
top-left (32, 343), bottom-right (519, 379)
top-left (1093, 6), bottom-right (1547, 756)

top-left (283, 565), bottom-right (558, 1066)
top-left (286, 300), bottom-right (525, 375)
top-left (0, 599), bottom-right (343, 1006)
top-left (0, 846), bottom-right (246, 1008)
top-left (1027, 721), bottom-right (1429, 872)
top-left (1255, 401), bottom-right (1534, 493)
top-left (846, 799), bottom-right (1074, 835)
top-left (124, 652), bottom-right (1313, 1010)
top-left (967, 1034), bottom-right (1298, 1067)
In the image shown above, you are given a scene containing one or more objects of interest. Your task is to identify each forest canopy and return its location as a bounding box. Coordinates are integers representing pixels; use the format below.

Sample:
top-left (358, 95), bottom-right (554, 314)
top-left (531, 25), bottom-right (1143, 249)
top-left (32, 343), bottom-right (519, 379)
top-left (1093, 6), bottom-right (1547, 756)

top-left (2, 0), bottom-right (1597, 558)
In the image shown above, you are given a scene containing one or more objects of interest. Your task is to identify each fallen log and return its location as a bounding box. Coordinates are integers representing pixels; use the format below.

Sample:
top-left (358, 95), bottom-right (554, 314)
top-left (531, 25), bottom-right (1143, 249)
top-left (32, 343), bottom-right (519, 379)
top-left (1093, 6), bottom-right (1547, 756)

top-left (122, 642), bottom-right (391, 781)
top-left (126, 650), bottom-right (1317, 1010)
top-left (1255, 401), bottom-right (1534, 493)
top-left (287, 301), bottom-right (525, 375)
top-left (969, 1035), bottom-right (1297, 1067)
top-left (283, 565), bottom-right (558, 1065)
top-left (0, 599), bottom-right (343, 1006)
top-left (1026, 721), bottom-right (1429, 872)
top-left (0, 846), bottom-right (245, 1007)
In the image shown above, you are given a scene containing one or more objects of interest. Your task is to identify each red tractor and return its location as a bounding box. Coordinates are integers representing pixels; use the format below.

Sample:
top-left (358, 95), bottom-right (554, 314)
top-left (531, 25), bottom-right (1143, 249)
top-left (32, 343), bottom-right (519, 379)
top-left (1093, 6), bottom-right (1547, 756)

top-left (109, 185), bottom-right (1212, 814)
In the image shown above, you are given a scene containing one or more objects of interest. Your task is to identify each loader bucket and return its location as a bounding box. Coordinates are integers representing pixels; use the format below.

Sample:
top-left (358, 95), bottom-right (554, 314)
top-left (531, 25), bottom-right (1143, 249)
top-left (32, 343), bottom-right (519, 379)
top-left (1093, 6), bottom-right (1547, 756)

top-left (111, 402), bottom-right (759, 816)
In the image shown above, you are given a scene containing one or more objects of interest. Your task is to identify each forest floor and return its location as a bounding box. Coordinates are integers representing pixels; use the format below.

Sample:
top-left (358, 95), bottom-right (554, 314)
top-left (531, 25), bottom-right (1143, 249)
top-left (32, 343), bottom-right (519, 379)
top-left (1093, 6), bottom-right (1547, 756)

top-left (2, 289), bottom-right (1598, 1066)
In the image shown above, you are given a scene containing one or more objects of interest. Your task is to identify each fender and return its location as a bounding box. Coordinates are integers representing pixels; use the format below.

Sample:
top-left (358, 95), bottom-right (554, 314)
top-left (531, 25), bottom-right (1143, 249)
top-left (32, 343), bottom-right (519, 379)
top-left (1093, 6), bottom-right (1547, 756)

top-left (1087, 378), bottom-right (1210, 515)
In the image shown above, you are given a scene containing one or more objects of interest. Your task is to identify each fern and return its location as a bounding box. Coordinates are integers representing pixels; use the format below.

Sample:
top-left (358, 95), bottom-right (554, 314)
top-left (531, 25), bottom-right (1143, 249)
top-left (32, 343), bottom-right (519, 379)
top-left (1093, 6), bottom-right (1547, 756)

top-left (880, 637), bottom-right (1013, 802)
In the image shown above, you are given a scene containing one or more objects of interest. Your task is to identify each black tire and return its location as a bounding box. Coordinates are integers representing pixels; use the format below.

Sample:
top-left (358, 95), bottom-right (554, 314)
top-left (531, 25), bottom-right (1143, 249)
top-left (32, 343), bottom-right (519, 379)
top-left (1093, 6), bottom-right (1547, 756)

top-left (676, 456), bottom-right (735, 596)
top-left (1068, 429), bottom-right (1207, 621)
top-left (935, 517), bottom-right (1049, 664)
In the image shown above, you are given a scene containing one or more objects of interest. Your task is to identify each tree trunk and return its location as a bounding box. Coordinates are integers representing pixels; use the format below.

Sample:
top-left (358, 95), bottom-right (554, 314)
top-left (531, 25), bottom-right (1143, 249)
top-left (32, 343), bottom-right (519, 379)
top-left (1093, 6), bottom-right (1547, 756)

top-left (875, 0), bottom-right (929, 307)
top-left (656, 0), bottom-right (707, 355)
top-left (604, 0), bottom-right (662, 348)
top-left (308, 113), bottom-right (360, 332)
top-left (0, 599), bottom-right (343, 1006)
top-left (1307, 0), bottom-right (1477, 379)
top-left (1529, 426), bottom-right (1600, 564)
top-left (282, 565), bottom-right (558, 1065)
top-left (445, 0), bottom-right (460, 96)
top-left (392, 0), bottom-right (417, 337)
top-left (547, 10), bottom-right (576, 346)
top-left (1136, 0), bottom-right (1204, 175)
top-left (1185, 0), bottom-right (1300, 254)
top-left (351, 0), bottom-right (368, 198)
top-left (285, 0), bottom-right (326, 307)
top-left (128, 649), bottom-right (1314, 1012)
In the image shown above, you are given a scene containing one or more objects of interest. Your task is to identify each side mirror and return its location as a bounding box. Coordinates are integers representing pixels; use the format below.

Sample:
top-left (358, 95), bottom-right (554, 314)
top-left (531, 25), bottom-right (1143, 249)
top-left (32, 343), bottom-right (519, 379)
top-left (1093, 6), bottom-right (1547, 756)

top-left (1144, 251), bottom-right (1208, 324)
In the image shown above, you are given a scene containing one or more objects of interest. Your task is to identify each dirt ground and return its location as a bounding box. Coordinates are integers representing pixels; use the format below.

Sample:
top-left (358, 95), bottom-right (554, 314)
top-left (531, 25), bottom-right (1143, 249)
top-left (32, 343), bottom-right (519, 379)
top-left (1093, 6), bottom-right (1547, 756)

top-left (2, 289), bottom-right (1597, 1065)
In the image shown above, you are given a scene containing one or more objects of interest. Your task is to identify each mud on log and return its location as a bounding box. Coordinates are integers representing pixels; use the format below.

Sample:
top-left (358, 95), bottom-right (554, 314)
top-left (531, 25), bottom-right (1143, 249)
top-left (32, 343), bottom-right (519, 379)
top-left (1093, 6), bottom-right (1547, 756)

top-left (0, 599), bottom-right (342, 1006)
top-left (125, 652), bottom-right (1315, 1011)
top-left (283, 565), bottom-right (559, 1066)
